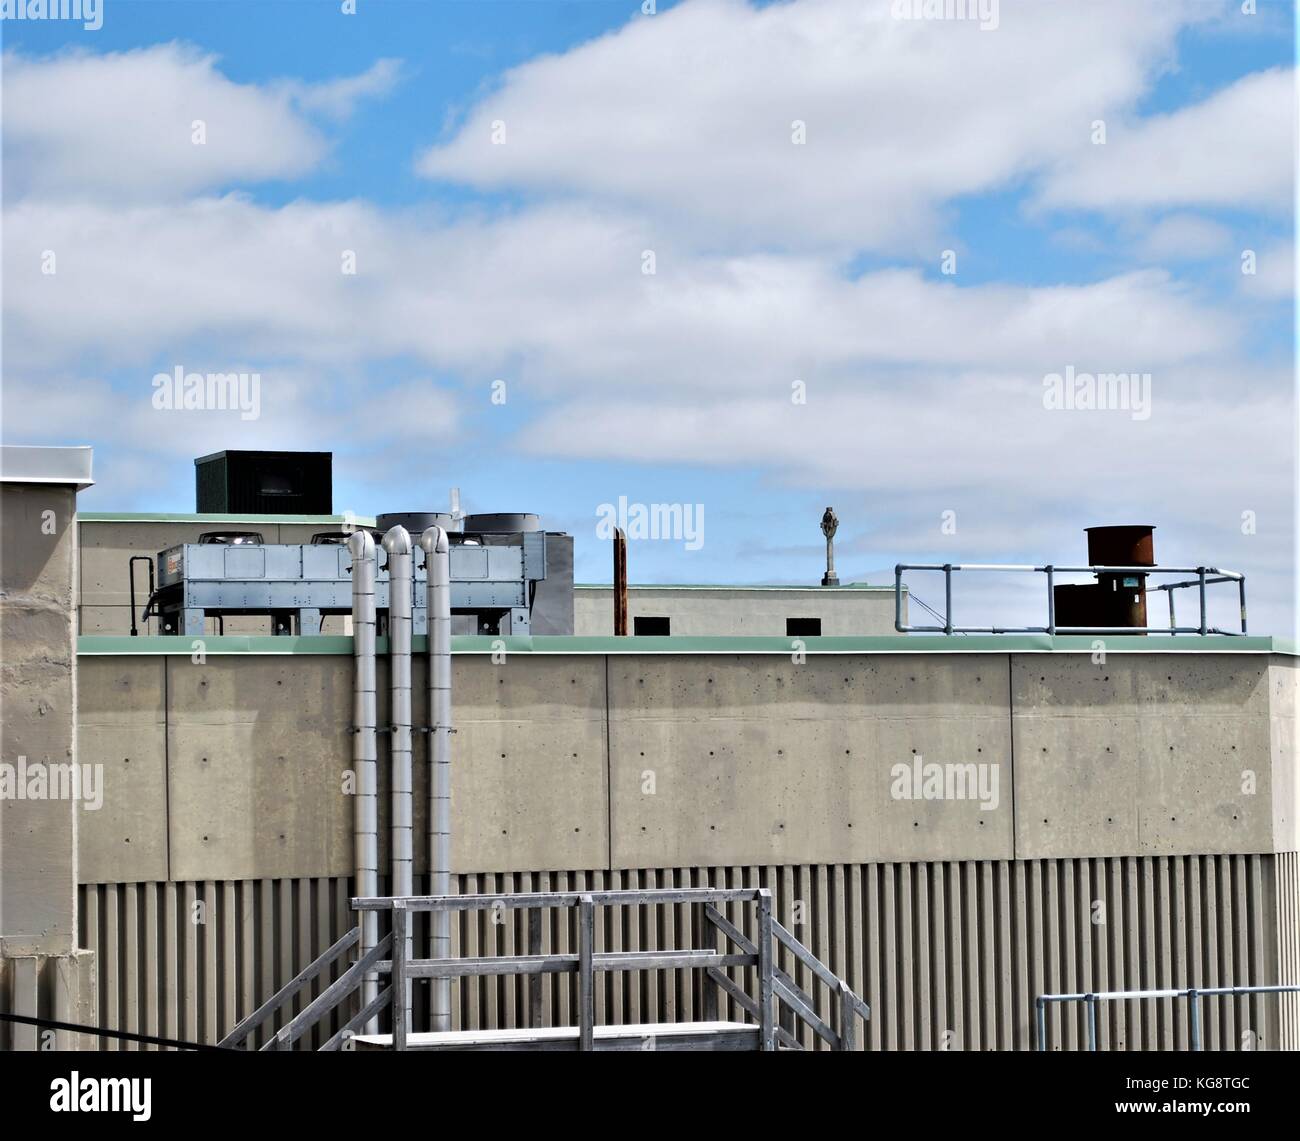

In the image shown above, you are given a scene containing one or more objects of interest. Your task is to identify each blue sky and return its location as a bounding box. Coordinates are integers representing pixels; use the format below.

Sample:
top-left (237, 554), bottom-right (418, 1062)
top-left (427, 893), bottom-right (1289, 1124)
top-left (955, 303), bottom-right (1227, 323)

top-left (2, 0), bottom-right (1295, 633)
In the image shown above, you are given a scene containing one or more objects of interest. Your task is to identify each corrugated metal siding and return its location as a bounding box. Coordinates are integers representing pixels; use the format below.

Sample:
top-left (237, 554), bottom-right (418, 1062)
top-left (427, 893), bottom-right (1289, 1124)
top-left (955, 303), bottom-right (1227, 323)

top-left (1279, 852), bottom-right (1300, 1050)
top-left (79, 855), bottom-right (1288, 1050)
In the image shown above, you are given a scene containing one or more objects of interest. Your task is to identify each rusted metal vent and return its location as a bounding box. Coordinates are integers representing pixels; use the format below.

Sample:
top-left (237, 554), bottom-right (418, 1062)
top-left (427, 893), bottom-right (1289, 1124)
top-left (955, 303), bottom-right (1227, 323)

top-left (1086, 524), bottom-right (1155, 567)
top-left (1055, 525), bottom-right (1156, 631)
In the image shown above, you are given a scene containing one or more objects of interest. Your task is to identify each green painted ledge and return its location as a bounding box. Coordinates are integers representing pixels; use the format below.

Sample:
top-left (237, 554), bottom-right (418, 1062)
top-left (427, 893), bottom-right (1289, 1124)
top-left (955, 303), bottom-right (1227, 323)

top-left (573, 582), bottom-right (897, 592)
top-left (77, 634), bottom-right (1295, 656)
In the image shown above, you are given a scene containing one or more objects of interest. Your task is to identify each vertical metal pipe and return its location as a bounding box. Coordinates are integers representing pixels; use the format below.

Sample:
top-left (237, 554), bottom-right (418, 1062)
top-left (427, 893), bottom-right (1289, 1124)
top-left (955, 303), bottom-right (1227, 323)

top-left (347, 529), bottom-right (380, 1030)
top-left (1189, 988), bottom-right (1201, 1051)
top-left (1198, 567), bottom-right (1208, 635)
top-left (382, 525), bottom-right (413, 1030)
top-left (1036, 997), bottom-right (1047, 1051)
top-left (943, 565), bottom-right (953, 635)
top-left (1237, 577), bottom-right (1248, 634)
top-left (1086, 994), bottom-right (1097, 1051)
top-left (894, 565), bottom-right (903, 632)
top-left (419, 525), bottom-right (452, 1031)
top-left (1046, 565), bottom-right (1056, 635)
top-left (1168, 586), bottom-right (1177, 633)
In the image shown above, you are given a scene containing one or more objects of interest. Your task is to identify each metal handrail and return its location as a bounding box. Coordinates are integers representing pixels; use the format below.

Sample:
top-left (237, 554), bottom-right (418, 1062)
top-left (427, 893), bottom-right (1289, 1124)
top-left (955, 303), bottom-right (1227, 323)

top-left (1036, 983), bottom-right (1299, 1051)
top-left (895, 562), bottom-right (1247, 636)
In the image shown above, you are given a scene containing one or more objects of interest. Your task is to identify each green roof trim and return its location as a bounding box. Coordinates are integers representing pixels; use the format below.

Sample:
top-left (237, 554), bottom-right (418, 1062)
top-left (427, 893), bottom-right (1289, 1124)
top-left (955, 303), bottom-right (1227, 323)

top-left (573, 582), bottom-right (896, 592)
top-left (78, 512), bottom-right (377, 525)
top-left (78, 634), bottom-right (1296, 656)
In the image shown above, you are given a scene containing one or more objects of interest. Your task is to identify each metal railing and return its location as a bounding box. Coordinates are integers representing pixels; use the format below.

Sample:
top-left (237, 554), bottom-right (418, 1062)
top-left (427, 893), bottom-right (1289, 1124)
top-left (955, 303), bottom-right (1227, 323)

top-left (345, 888), bottom-right (870, 1051)
top-left (1036, 984), bottom-right (1300, 1051)
top-left (895, 563), bottom-right (1247, 636)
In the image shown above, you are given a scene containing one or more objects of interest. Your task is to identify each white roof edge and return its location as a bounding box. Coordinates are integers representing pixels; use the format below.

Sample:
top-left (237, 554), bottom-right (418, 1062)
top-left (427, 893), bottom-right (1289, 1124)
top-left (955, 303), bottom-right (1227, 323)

top-left (0, 445), bottom-right (94, 488)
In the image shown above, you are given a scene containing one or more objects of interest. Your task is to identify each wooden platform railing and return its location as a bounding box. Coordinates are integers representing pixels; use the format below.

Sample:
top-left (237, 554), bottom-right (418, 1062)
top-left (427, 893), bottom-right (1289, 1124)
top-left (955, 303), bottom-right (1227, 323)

top-left (348, 887), bottom-right (870, 1051)
top-left (218, 928), bottom-right (394, 1052)
top-left (221, 887), bottom-right (871, 1051)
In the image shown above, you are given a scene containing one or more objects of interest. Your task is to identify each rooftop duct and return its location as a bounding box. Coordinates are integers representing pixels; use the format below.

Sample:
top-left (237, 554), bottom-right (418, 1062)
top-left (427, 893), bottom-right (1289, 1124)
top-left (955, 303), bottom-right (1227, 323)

top-left (377, 512), bottom-right (460, 535)
top-left (1055, 525), bottom-right (1156, 631)
top-left (463, 512), bottom-right (540, 533)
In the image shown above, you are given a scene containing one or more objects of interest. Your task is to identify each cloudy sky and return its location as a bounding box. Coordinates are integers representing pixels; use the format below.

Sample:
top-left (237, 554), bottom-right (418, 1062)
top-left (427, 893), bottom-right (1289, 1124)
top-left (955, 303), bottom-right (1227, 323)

top-left (2, 0), bottom-right (1295, 636)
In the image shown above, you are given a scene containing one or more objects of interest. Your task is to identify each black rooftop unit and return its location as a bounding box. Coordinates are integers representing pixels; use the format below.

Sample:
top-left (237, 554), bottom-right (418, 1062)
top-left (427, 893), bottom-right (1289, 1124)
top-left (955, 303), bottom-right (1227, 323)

top-left (195, 450), bottom-right (332, 515)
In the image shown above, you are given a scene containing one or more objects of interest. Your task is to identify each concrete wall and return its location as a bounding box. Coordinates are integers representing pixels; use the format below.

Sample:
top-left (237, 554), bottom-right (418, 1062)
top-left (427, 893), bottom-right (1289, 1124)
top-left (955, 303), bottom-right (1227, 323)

top-left (1271, 659), bottom-right (1298, 854)
top-left (1, 483), bottom-right (81, 955)
top-left (574, 585), bottom-right (900, 637)
top-left (76, 649), bottom-right (1294, 884)
top-left (1, 477), bottom-right (99, 1049)
top-left (0, 951), bottom-right (97, 1050)
top-left (67, 641), bottom-right (1299, 1050)
top-left (1011, 655), bottom-right (1275, 859)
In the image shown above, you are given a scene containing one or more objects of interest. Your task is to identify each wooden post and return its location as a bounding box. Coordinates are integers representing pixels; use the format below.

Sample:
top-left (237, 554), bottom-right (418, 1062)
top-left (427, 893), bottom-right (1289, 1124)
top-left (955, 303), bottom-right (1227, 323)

top-left (837, 979), bottom-right (856, 1052)
top-left (392, 902), bottom-right (408, 1051)
top-left (756, 890), bottom-right (774, 1051)
top-left (578, 896), bottom-right (596, 1050)
top-left (700, 903), bottom-right (718, 1022)
top-left (528, 908), bottom-right (543, 1029)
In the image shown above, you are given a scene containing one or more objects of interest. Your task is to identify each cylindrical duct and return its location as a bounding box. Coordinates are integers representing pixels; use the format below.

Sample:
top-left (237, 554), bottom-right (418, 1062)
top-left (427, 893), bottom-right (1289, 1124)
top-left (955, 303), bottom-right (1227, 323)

top-left (382, 525), bottom-right (414, 1028)
top-left (1087, 525), bottom-right (1156, 629)
top-left (1085, 524), bottom-right (1155, 568)
top-left (462, 512), bottom-right (540, 533)
top-left (377, 511), bottom-right (460, 535)
top-left (347, 529), bottom-right (380, 1029)
top-left (420, 525), bottom-right (453, 1032)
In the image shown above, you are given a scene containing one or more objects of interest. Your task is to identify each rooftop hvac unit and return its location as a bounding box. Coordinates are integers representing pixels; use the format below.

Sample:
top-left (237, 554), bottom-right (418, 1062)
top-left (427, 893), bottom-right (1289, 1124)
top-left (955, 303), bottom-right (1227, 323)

top-left (195, 450), bottom-right (332, 514)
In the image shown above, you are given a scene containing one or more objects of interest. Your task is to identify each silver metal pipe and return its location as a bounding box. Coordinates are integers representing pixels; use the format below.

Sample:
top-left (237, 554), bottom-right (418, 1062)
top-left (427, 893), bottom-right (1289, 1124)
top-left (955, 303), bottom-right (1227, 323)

top-left (1045, 565), bottom-right (1056, 635)
top-left (943, 565), bottom-right (952, 635)
top-left (347, 529), bottom-right (380, 1030)
top-left (382, 525), bottom-right (414, 1029)
top-left (419, 525), bottom-right (452, 1031)
top-left (1198, 566), bottom-right (1208, 635)
top-left (896, 562), bottom-right (1243, 578)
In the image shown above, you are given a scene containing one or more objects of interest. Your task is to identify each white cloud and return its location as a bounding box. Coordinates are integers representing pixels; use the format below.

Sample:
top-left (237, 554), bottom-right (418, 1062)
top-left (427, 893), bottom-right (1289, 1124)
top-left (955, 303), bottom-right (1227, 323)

top-left (283, 58), bottom-right (403, 121)
top-left (418, 0), bottom-right (1200, 251)
top-left (1, 45), bottom-right (399, 203)
top-left (1037, 67), bottom-right (1296, 213)
top-left (518, 371), bottom-right (1296, 635)
top-left (1, 9), bottom-right (1292, 634)
top-left (0, 367), bottom-right (460, 468)
top-left (1136, 213), bottom-right (1234, 262)
top-left (1238, 238), bottom-right (1294, 299)
top-left (2, 196), bottom-right (1237, 383)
